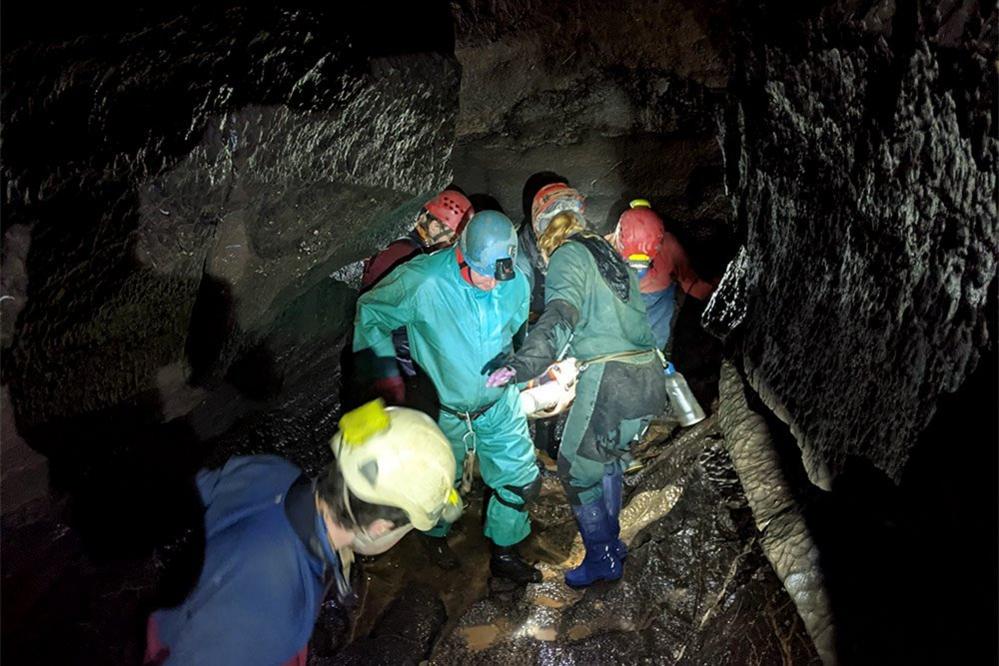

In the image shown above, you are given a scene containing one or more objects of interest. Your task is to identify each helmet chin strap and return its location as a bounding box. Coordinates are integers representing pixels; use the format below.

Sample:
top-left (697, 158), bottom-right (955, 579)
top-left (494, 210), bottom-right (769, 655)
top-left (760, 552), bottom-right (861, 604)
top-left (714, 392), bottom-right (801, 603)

top-left (313, 488), bottom-right (354, 601)
top-left (454, 246), bottom-right (475, 286)
top-left (416, 215), bottom-right (452, 246)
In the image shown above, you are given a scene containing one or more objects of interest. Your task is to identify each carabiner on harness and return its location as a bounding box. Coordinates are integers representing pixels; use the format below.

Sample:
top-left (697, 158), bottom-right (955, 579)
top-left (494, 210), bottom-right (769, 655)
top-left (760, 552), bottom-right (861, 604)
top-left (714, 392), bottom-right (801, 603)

top-left (459, 412), bottom-right (477, 494)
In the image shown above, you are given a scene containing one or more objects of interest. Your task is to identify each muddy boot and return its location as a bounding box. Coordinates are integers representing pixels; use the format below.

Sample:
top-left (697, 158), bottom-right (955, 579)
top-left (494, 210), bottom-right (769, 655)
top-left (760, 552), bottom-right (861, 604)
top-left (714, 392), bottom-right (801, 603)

top-left (602, 467), bottom-right (627, 561)
top-left (419, 534), bottom-right (460, 570)
top-left (489, 542), bottom-right (542, 584)
top-left (564, 501), bottom-right (623, 588)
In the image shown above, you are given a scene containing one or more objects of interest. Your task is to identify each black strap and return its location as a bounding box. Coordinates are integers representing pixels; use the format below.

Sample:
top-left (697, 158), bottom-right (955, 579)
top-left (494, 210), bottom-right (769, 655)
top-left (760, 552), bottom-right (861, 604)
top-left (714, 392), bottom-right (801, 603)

top-left (284, 474), bottom-right (325, 563)
top-left (439, 398), bottom-right (499, 421)
top-left (491, 491), bottom-right (526, 510)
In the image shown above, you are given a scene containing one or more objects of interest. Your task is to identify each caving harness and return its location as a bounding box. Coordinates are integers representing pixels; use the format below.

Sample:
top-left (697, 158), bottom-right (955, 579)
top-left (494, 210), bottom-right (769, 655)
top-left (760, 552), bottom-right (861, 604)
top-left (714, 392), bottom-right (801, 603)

top-left (439, 399), bottom-right (500, 494)
top-left (519, 335), bottom-right (665, 419)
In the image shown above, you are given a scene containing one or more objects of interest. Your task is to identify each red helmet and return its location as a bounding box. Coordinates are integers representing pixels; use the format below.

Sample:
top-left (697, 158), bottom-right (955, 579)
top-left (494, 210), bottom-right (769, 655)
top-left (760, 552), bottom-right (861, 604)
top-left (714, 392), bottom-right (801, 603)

top-left (616, 199), bottom-right (665, 262)
top-left (531, 183), bottom-right (585, 234)
top-left (424, 190), bottom-right (474, 234)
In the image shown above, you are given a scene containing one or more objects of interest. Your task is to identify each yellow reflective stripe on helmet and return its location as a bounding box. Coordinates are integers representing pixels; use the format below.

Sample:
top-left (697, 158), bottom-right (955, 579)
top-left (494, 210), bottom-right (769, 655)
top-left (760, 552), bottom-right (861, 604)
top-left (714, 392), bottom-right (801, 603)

top-left (629, 198), bottom-right (651, 209)
top-left (338, 399), bottom-right (391, 446)
top-left (627, 253), bottom-right (651, 262)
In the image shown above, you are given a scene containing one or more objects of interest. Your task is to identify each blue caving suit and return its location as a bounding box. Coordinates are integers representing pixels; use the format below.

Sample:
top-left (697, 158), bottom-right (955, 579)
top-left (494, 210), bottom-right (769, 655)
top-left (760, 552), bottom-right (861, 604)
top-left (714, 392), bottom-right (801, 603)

top-left (353, 246), bottom-right (538, 547)
top-left (146, 456), bottom-right (341, 666)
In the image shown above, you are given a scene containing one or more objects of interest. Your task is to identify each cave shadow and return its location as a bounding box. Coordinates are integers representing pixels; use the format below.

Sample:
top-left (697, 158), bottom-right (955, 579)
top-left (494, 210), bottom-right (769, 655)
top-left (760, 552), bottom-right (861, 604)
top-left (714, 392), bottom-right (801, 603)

top-left (341, 343), bottom-right (441, 423)
top-left (2, 405), bottom-right (209, 664)
top-left (467, 193), bottom-right (505, 215)
top-left (519, 171), bottom-right (569, 229)
top-left (187, 272), bottom-right (284, 401)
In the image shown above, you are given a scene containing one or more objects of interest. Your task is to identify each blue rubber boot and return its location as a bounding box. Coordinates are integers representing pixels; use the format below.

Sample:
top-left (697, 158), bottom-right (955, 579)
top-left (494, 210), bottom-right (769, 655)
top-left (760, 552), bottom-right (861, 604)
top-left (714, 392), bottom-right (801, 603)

top-left (564, 501), bottom-right (623, 588)
top-left (602, 466), bottom-right (627, 561)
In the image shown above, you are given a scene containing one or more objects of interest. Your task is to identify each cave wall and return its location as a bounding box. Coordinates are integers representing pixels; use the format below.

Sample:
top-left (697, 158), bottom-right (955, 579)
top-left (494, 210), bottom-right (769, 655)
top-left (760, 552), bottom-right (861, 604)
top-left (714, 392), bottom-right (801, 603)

top-left (449, 0), bottom-right (737, 281)
top-left (3, 3), bottom-right (460, 440)
top-left (708, 0), bottom-right (997, 487)
top-left (0, 5), bottom-right (461, 662)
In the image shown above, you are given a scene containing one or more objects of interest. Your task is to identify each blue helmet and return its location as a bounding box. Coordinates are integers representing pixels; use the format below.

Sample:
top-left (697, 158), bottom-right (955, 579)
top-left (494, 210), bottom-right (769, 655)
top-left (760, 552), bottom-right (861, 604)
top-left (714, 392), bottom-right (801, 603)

top-left (459, 210), bottom-right (517, 281)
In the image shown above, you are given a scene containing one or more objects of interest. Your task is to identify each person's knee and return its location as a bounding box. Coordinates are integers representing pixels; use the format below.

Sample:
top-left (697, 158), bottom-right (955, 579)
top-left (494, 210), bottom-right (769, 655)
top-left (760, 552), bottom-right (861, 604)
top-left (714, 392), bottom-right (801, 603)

top-left (518, 474), bottom-right (543, 504)
top-left (496, 474), bottom-right (542, 511)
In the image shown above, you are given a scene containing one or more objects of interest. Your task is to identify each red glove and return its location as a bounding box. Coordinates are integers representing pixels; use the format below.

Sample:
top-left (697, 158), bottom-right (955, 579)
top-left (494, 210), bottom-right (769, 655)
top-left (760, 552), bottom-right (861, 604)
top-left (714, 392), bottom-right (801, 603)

top-left (372, 376), bottom-right (406, 405)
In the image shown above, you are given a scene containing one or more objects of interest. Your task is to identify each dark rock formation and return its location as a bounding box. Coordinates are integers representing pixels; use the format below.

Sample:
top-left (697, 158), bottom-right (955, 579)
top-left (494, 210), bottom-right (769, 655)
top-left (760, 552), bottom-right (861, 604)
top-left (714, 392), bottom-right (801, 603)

top-left (449, 0), bottom-right (737, 281)
top-left (718, 361), bottom-right (833, 662)
top-left (1, 4), bottom-right (460, 663)
top-left (708, 0), bottom-right (997, 487)
top-left (4, 4), bottom-right (459, 438)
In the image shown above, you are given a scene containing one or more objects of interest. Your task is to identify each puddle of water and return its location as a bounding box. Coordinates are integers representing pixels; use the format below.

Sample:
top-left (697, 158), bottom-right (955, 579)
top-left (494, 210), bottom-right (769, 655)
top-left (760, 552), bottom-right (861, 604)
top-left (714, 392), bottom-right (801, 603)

top-left (460, 623), bottom-right (502, 651)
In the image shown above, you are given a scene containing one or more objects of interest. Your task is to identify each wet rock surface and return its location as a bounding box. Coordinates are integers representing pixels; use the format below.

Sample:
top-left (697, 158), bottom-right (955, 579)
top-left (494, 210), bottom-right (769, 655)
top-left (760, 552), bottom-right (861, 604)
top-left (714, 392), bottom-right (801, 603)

top-left (708, 0), bottom-right (997, 487)
top-left (718, 362), bottom-right (833, 662)
top-left (4, 3), bottom-right (459, 434)
top-left (449, 0), bottom-right (738, 281)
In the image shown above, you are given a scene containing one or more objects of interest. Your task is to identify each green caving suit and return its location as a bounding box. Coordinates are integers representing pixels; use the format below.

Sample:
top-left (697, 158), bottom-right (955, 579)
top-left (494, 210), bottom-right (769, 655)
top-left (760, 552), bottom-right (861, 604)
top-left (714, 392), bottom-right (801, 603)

top-left (353, 246), bottom-right (538, 547)
top-left (510, 232), bottom-right (668, 506)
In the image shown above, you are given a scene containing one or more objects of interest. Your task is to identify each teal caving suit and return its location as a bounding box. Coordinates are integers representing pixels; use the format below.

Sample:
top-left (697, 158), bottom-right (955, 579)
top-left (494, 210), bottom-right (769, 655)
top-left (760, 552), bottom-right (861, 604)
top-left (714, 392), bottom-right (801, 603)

top-left (509, 232), bottom-right (667, 506)
top-left (353, 246), bottom-right (538, 547)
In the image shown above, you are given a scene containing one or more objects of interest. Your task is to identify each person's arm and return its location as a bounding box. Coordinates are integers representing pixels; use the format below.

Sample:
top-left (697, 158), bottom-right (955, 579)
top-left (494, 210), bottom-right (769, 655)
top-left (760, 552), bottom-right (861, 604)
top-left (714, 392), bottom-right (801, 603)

top-left (354, 269), bottom-right (419, 360)
top-left (508, 243), bottom-right (586, 379)
top-left (662, 232), bottom-right (714, 300)
top-left (354, 269), bottom-right (421, 402)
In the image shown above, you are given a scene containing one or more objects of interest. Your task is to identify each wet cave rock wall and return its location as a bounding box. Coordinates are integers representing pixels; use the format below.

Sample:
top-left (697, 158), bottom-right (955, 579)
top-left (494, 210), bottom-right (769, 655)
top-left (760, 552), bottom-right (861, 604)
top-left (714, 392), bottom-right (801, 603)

top-left (1, 4), bottom-right (460, 662)
top-left (703, 1), bottom-right (997, 662)
top-left (708, 0), bottom-right (998, 490)
top-left (3, 3), bottom-right (459, 441)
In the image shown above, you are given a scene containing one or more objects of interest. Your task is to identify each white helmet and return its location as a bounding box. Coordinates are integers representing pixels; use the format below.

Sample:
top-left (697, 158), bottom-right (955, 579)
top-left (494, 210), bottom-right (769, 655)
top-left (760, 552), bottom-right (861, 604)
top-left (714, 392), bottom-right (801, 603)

top-left (330, 400), bottom-right (461, 531)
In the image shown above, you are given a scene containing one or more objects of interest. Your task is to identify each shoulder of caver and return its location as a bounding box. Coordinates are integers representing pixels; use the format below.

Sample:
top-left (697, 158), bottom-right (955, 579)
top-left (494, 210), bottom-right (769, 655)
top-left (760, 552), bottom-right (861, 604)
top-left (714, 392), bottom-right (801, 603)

top-left (396, 248), bottom-right (459, 302)
top-left (504, 267), bottom-right (531, 305)
top-left (366, 251), bottom-right (440, 298)
top-left (548, 237), bottom-right (594, 277)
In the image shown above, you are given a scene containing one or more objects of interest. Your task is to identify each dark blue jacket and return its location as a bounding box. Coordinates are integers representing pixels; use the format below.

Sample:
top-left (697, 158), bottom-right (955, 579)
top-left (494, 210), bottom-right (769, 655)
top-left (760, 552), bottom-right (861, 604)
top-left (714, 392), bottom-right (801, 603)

top-left (150, 455), bottom-right (339, 665)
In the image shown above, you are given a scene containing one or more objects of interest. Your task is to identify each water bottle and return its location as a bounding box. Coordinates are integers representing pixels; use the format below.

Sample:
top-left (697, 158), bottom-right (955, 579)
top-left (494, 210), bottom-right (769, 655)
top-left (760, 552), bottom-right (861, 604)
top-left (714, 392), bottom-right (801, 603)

top-left (664, 362), bottom-right (705, 426)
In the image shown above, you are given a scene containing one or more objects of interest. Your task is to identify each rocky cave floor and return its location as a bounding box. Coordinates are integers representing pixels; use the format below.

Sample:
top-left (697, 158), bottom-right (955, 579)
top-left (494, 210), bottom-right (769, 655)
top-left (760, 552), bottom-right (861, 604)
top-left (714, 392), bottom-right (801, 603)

top-left (2, 390), bottom-right (820, 665)
top-left (311, 417), bottom-right (819, 665)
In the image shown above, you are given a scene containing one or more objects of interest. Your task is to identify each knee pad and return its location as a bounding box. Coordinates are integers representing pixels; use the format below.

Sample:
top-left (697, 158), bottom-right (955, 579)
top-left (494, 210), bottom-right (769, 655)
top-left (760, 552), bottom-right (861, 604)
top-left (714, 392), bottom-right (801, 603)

top-left (496, 474), bottom-right (542, 510)
top-left (519, 474), bottom-right (542, 504)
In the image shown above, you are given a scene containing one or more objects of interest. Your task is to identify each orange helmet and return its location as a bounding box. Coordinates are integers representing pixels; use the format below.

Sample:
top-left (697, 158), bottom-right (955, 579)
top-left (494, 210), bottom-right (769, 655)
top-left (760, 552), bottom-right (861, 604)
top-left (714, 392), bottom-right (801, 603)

top-left (424, 190), bottom-right (474, 234)
top-left (530, 183), bottom-right (585, 235)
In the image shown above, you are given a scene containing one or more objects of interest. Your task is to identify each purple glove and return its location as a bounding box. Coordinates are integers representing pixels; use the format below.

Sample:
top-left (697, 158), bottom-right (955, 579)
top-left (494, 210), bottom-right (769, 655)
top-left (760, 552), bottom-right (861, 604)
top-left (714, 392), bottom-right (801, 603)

top-left (485, 366), bottom-right (516, 388)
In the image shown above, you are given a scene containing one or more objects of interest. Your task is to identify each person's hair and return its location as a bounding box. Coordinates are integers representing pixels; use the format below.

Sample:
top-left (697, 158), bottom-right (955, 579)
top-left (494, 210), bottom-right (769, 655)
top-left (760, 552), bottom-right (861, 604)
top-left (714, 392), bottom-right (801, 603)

top-left (316, 464), bottom-right (409, 529)
top-left (537, 210), bottom-right (585, 259)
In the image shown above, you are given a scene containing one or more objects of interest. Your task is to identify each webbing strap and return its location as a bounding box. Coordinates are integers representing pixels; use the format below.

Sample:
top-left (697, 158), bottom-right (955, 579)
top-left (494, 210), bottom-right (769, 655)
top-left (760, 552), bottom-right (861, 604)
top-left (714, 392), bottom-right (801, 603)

top-left (578, 348), bottom-right (660, 371)
top-left (439, 398), bottom-right (499, 422)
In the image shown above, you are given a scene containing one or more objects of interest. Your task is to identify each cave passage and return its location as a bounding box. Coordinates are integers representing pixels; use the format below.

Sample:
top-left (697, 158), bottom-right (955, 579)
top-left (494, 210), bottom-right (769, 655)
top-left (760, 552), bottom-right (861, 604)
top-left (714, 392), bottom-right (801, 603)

top-left (1, 1), bottom-right (996, 664)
